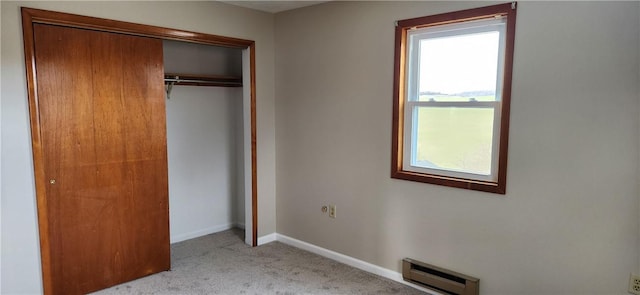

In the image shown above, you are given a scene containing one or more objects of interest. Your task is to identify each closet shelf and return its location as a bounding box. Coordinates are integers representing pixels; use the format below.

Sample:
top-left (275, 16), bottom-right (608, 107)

top-left (164, 73), bottom-right (242, 87)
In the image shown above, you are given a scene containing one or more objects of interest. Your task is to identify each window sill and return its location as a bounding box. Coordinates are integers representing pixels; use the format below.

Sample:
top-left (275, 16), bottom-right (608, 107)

top-left (391, 169), bottom-right (506, 194)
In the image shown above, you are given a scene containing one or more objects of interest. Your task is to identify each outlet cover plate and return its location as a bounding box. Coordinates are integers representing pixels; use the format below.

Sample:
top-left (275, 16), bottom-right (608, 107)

top-left (629, 273), bottom-right (640, 295)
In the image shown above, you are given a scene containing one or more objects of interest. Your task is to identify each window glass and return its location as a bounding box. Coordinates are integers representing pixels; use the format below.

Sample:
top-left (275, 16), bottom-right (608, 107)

top-left (417, 31), bottom-right (500, 102)
top-left (413, 107), bottom-right (495, 176)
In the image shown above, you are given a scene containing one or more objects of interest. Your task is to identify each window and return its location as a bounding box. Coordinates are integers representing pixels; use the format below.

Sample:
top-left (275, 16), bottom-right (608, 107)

top-left (392, 3), bottom-right (517, 194)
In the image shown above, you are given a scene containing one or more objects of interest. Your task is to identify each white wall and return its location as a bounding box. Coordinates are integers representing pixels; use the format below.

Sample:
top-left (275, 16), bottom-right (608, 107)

top-left (164, 40), bottom-right (243, 77)
top-left (165, 86), bottom-right (243, 243)
top-left (275, 2), bottom-right (640, 294)
top-left (0, 1), bottom-right (276, 293)
top-left (164, 40), bottom-right (244, 243)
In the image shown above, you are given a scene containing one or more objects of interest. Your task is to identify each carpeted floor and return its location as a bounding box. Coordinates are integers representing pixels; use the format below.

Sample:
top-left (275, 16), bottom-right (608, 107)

top-left (92, 229), bottom-right (427, 294)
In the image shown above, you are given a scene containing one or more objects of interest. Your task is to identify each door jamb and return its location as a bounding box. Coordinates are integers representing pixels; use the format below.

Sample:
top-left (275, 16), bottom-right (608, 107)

top-left (20, 7), bottom-right (259, 295)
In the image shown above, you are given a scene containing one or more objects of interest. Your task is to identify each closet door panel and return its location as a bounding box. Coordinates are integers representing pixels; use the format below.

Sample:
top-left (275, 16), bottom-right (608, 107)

top-left (33, 23), bottom-right (169, 294)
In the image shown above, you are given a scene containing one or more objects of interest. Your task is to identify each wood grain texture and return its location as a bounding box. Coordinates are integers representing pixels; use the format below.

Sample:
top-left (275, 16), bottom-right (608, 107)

top-left (34, 24), bottom-right (169, 294)
top-left (250, 43), bottom-right (258, 247)
top-left (397, 2), bottom-right (514, 29)
top-left (21, 7), bottom-right (253, 49)
top-left (391, 21), bottom-right (406, 179)
top-left (20, 8), bottom-right (55, 294)
top-left (496, 3), bottom-right (517, 195)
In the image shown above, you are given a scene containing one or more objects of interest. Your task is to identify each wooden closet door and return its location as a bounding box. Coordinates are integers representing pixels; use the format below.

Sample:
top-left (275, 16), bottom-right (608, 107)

top-left (33, 24), bottom-right (170, 294)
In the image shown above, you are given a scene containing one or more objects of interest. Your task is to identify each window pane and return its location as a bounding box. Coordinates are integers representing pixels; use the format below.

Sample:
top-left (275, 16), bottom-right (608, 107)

top-left (413, 106), bottom-right (494, 175)
top-left (418, 31), bottom-right (500, 102)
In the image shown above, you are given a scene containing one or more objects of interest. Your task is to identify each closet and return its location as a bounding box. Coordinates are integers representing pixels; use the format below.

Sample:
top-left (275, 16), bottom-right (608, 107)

top-left (162, 40), bottom-right (246, 243)
top-left (21, 7), bottom-right (257, 295)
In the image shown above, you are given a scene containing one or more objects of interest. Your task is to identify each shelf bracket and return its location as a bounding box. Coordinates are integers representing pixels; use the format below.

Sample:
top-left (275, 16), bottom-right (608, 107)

top-left (165, 81), bottom-right (175, 100)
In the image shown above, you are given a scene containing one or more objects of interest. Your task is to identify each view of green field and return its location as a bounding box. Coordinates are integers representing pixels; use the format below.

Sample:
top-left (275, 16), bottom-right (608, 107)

top-left (418, 94), bottom-right (496, 102)
top-left (414, 95), bottom-right (495, 175)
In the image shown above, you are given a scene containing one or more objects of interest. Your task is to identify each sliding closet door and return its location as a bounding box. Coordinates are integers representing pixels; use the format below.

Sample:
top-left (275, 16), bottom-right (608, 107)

top-left (33, 24), bottom-right (170, 294)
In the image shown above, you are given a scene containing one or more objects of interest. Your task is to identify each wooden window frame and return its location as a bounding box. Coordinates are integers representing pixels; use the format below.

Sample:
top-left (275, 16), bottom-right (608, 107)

top-left (391, 3), bottom-right (517, 194)
top-left (21, 7), bottom-right (259, 294)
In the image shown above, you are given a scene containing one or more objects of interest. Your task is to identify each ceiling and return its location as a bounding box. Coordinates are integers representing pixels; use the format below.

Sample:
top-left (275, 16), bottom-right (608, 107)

top-left (221, 1), bottom-right (329, 13)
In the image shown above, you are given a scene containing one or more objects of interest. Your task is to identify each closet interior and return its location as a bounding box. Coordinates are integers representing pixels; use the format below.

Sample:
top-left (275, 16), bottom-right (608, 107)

top-left (162, 40), bottom-right (247, 244)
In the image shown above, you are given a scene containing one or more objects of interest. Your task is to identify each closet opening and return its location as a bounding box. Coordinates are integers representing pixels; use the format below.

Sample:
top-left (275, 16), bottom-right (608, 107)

top-left (163, 40), bottom-right (252, 245)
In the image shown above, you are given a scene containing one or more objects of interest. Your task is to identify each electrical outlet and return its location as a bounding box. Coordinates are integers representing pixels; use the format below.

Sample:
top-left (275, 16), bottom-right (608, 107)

top-left (629, 273), bottom-right (640, 295)
top-left (329, 205), bottom-right (336, 218)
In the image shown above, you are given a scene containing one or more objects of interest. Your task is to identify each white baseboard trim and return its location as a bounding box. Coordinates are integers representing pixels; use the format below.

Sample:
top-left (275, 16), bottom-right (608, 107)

top-left (170, 223), bottom-right (235, 244)
top-left (235, 223), bottom-right (246, 229)
top-left (274, 234), bottom-right (438, 294)
top-left (257, 233), bottom-right (277, 245)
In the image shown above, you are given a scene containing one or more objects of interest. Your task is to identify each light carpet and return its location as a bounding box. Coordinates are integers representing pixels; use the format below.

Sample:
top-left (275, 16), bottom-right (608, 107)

top-left (93, 228), bottom-right (426, 294)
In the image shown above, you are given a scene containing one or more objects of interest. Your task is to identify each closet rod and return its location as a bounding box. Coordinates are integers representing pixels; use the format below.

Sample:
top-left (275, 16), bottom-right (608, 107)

top-left (164, 77), bottom-right (242, 85)
top-left (164, 73), bottom-right (242, 86)
top-left (164, 73), bottom-right (243, 99)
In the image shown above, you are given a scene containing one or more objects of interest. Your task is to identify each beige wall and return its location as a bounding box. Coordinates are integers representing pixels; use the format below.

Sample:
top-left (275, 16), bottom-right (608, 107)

top-left (275, 1), bottom-right (640, 294)
top-left (2, 1), bottom-right (640, 294)
top-left (0, 1), bottom-right (276, 293)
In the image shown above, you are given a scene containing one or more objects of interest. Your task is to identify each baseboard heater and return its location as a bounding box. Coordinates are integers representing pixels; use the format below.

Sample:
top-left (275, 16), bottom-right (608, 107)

top-left (402, 258), bottom-right (479, 295)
